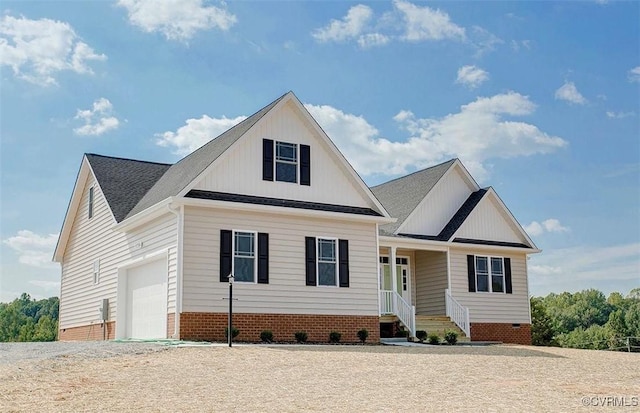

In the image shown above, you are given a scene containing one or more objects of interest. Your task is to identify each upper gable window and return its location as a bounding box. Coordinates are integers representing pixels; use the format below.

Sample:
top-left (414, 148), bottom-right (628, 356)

top-left (275, 141), bottom-right (297, 183)
top-left (88, 187), bottom-right (95, 219)
top-left (263, 139), bottom-right (311, 186)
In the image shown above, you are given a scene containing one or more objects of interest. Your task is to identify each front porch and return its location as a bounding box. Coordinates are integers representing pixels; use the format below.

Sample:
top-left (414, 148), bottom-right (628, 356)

top-left (377, 245), bottom-right (470, 341)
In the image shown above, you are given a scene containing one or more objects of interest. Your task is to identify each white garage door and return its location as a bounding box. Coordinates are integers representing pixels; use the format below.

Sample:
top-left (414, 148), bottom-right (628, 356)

top-left (126, 258), bottom-right (167, 339)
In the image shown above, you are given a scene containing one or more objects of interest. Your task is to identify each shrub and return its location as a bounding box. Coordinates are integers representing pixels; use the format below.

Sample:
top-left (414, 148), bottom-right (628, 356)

top-left (357, 328), bottom-right (369, 343)
top-left (329, 331), bottom-right (342, 343)
top-left (260, 330), bottom-right (274, 343)
top-left (224, 327), bottom-right (240, 339)
top-left (444, 330), bottom-right (458, 345)
top-left (428, 334), bottom-right (440, 345)
top-left (294, 331), bottom-right (308, 343)
top-left (416, 330), bottom-right (428, 343)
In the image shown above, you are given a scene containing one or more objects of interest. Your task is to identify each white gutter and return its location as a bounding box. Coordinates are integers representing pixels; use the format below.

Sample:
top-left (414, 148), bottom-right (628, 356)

top-left (379, 235), bottom-right (541, 254)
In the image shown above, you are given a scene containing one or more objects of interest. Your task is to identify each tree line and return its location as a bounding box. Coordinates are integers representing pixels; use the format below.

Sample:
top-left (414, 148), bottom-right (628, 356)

top-left (531, 288), bottom-right (640, 351)
top-left (0, 293), bottom-right (59, 342)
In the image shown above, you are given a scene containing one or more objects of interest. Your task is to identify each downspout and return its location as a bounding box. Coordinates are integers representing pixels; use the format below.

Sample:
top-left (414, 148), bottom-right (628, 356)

top-left (167, 203), bottom-right (183, 339)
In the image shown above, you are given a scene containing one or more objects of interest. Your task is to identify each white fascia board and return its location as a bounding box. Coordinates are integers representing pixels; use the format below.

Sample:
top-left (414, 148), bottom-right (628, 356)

top-left (379, 235), bottom-right (541, 254)
top-left (174, 197), bottom-right (396, 224)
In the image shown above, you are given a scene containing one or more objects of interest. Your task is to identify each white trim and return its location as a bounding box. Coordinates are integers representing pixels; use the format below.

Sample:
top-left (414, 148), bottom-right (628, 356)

top-left (446, 247), bottom-right (452, 292)
top-left (390, 247), bottom-right (397, 297)
top-left (232, 229), bottom-right (258, 284)
top-left (88, 186), bottom-right (95, 220)
top-left (316, 236), bottom-right (338, 287)
top-left (112, 197), bottom-right (174, 232)
top-left (274, 140), bottom-right (299, 184)
top-left (375, 223), bottom-right (381, 316)
top-left (395, 160), bottom-right (479, 235)
top-left (379, 235), bottom-right (541, 254)
top-left (93, 258), bottom-right (100, 285)
top-left (167, 203), bottom-right (183, 339)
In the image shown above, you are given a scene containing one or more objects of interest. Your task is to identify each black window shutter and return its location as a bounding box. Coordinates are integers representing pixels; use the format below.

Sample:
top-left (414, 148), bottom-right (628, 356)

top-left (504, 257), bottom-right (512, 294)
top-left (257, 233), bottom-right (269, 284)
top-left (338, 239), bottom-right (349, 287)
top-left (263, 139), bottom-right (274, 181)
top-left (305, 237), bottom-right (316, 286)
top-left (300, 144), bottom-right (311, 186)
top-left (467, 255), bottom-right (476, 292)
top-left (220, 230), bottom-right (232, 282)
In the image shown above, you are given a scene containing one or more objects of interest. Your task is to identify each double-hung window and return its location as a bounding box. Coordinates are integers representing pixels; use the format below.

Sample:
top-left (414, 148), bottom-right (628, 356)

top-left (317, 238), bottom-right (337, 286)
top-left (475, 256), bottom-right (505, 293)
top-left (233, 231), bottom-right (256, 283)
top-left (275, 141), bottom-right (298, 183)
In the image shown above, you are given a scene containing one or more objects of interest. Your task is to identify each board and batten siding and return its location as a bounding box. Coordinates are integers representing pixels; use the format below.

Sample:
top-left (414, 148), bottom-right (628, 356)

top-left (449, 248), bottom-right (530, 324)
top-left (400, 167), bottom-right (475, 235)
top-left (455, 196), bottom-right (528, 244)
top-left (59, 173), bottom-right (177, 330)
top-left (192, 101), bottom-right (374, 210)
top-left (182, 206), bottom-right (379, 315)
top-left (414, 251), bottom-right (448, 315)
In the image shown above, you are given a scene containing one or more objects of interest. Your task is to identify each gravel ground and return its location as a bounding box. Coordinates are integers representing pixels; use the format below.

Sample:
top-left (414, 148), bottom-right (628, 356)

top-left (0, 342), bottom-right (638, 412)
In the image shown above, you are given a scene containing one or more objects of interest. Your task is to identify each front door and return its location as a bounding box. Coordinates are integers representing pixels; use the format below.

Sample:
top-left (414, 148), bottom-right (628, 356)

top-left (379, 256), bottom-right (411, 303)
top-left (396, 257), bottom-right (410, 303)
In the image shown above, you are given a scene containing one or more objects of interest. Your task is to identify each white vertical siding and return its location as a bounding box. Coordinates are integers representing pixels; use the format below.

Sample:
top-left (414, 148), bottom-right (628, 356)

top-left (182, 206), bottom-right (379, 315)
top-left (455, 195), bottom-right (527, 244)
top-left (414, 251), bottom-right (447, 315)
top-left (400, 167), bottom-right (474, 235)
top-left (59, 174), bottom-right (177, 329)
top-left (192, 101), bottom-right (373, 209)
top-left (449, 248), bottom-right (531, 323)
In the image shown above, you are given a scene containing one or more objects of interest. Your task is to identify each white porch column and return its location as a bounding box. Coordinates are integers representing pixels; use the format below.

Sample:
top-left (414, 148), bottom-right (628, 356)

top-left (390, 246), bottom-right (397, 294)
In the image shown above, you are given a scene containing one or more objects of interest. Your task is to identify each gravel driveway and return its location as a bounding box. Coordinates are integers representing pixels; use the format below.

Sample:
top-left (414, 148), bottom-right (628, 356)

top-left (0, 341), bottom-right (168, 365)
top-left (1, 342), bottom-right (638, 412)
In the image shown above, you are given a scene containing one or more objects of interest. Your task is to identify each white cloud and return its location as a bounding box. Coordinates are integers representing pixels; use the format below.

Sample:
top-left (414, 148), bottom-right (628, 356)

top-left (0, 15), bottom-right (106, 86)
top-left (469, 26), bottom-right (503, 57)
top-left (606, 111), bottom-right (635, 119)
top-left (554, 81), bottom-right (588, 105)
top-left (306, 92), bottom-right (567, 181)
top-left (357, 33), bottom-right (390, 48)
top-left (629, 66), bottom-right (640, 83)
top-left (525, 219), bottom-right (570, 236)
top-left (73, 98), bottom-right (120, 136)
top-left (3, 230), bottom-right (59, 268)
top-left (156, 114), bottom-right (247, 155)
top-left (117, 0), bottom-right (237, 41)
top-left (455, 65), bottom-right (489, 89)
top-left (394, 0), bottom-right (465, 41)
top-left (312, 4), bottom-right (373, 43)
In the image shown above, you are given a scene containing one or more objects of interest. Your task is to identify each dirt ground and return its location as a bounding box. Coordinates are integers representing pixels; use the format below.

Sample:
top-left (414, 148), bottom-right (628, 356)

top-left (0, 343), bottom-right (638, 412)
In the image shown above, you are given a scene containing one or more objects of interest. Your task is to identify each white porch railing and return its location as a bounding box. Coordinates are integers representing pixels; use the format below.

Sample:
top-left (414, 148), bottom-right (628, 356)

top-left (380, 290), bottom-right (416, 337)
top-left (445, 289), bottom-right (470, 338)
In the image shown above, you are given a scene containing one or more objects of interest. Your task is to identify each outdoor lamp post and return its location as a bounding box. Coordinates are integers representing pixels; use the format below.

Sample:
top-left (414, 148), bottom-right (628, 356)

top-left (228, 273), bottom-right (234, 347)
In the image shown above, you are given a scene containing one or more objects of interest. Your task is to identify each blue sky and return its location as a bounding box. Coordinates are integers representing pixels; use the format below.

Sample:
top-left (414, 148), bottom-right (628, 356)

top-left (1, 1), bottom-right (638, 302)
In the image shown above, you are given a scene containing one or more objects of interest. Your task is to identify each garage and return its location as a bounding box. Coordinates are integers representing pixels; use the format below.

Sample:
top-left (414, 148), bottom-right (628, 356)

top-left (125, 258), bottom-right (168, 339)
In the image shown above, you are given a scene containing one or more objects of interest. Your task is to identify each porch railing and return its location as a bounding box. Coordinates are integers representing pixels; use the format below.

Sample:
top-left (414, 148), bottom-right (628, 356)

top-left (445, 289), bottom-right (470, 338)
top-left (380, 290), bottom-right (416, 337)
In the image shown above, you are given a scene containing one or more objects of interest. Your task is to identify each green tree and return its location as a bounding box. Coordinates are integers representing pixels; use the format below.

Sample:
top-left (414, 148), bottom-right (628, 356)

top-left (0, 294), bottom-right (59, 342)
top-left (530, 297), bottom-right (557, 346)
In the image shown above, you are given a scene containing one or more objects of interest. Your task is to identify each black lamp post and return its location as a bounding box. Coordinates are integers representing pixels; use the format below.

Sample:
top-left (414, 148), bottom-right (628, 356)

top-left (228, 273), bottom-right (234, 347)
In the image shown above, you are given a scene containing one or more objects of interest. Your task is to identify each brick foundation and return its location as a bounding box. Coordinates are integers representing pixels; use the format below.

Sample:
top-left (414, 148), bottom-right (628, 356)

top-left (180, 312), bottom-right (380, 343)
top-left (59, 321), bottom-right (116, 341)
top-left (470, 322), bottom-right (531, 345)
top-left (167, 313), bottom-right (175, 338)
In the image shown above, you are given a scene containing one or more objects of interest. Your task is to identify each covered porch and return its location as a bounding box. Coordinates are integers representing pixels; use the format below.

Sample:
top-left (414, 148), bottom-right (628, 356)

top-left (378, 242), bottom-right (470, 340)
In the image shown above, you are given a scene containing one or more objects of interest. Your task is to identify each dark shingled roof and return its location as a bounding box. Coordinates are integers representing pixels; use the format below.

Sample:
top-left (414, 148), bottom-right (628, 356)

top-left (371, 159), bottom-right (456, 235)
top-left (186, 190), bottom-right (382, 216)
top-left (86, 154), bottom-right (171, 223)
top-left (125, 92), bottom-right (289, 219)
